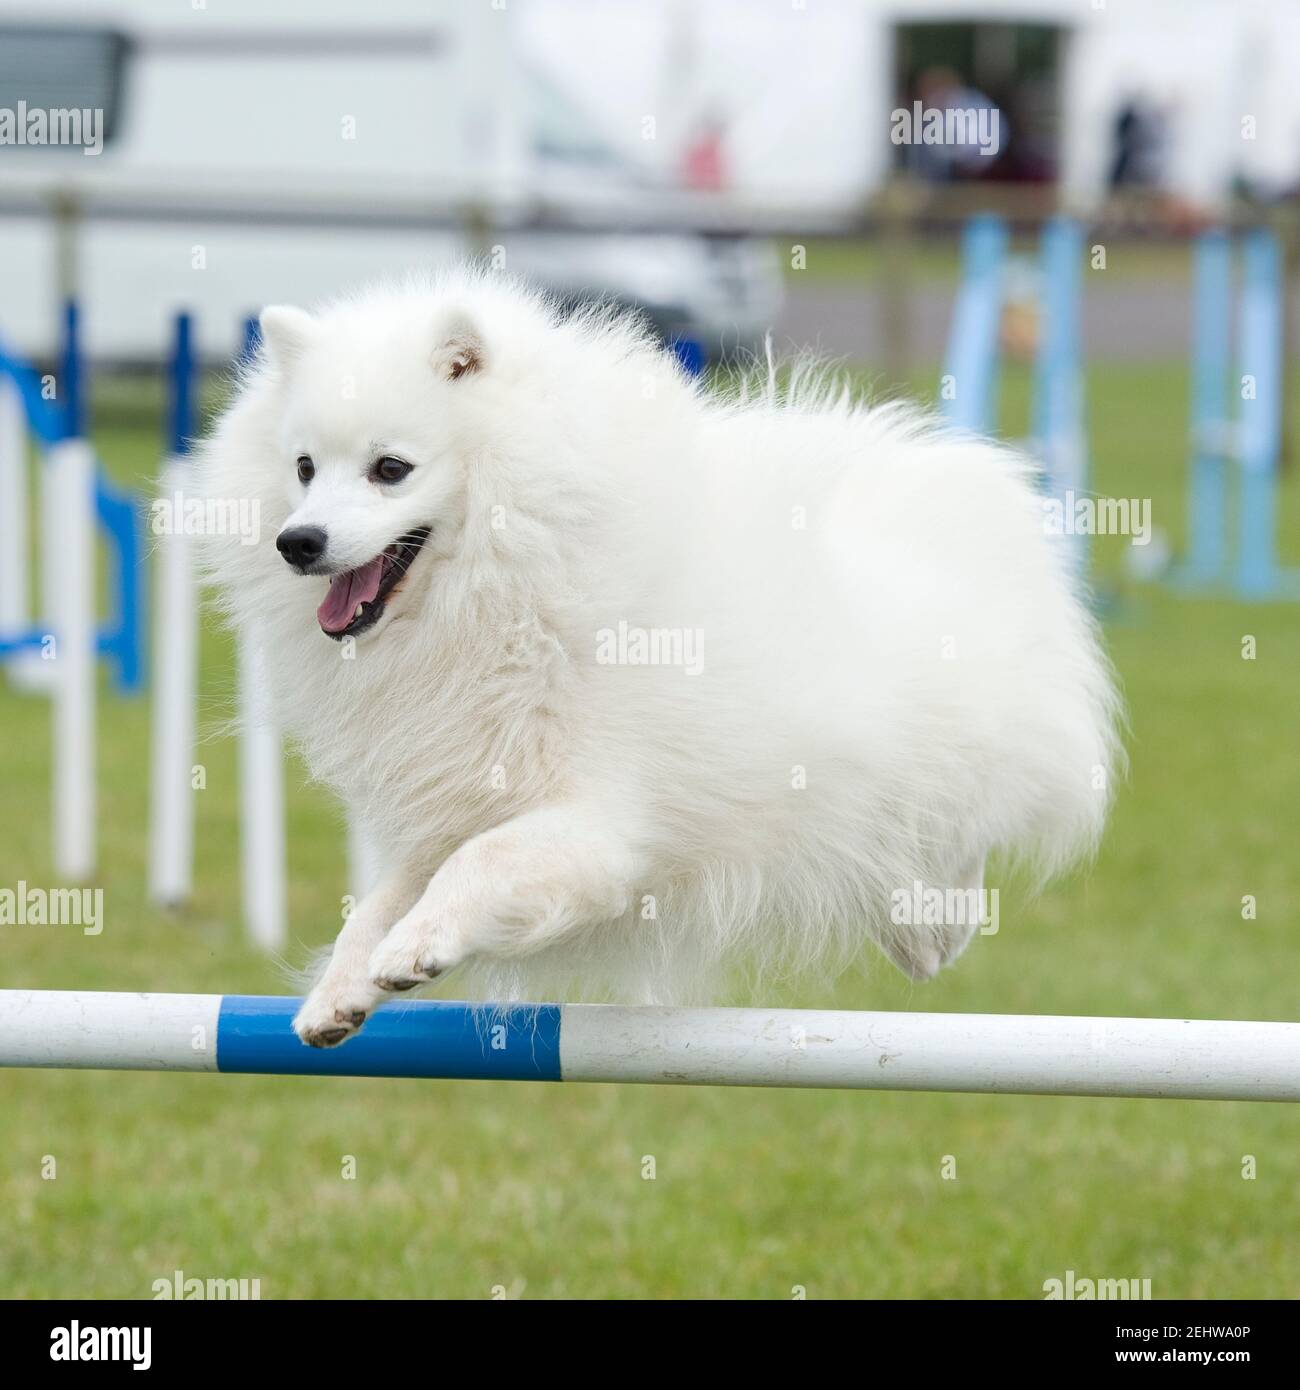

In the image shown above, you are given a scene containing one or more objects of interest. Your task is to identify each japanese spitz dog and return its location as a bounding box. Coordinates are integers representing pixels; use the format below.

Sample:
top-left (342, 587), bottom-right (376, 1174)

top-left (196, 269), bottom-right (1120, 1048)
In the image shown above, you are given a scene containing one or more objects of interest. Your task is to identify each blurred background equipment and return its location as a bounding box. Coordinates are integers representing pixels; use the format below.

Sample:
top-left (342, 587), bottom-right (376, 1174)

top-left (0, 0), bottom-right (783, 362)
top-left (940, 214), bottom-right (1088, 578)
top-left (1172, 229), bottom-right (1300, 599)
top-left (5, 1), bottom-right (1300, 362)
top-left (0, 306), bottom-right (142, 882)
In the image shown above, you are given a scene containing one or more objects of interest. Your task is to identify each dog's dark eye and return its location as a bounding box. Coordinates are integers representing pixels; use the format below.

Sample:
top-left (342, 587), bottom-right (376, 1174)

top-left (297, 456), bottom-right (315, 484)
top-left (371, 456), bottom-right (413, 484)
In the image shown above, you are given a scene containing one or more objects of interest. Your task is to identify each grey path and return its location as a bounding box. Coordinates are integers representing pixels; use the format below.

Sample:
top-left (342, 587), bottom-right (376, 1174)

top-left (775, 280), bottom-right (1195, 364)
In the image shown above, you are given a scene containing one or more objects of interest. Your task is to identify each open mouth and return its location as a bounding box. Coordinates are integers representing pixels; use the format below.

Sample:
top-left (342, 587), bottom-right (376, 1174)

top-left (316, 527), bottom-right (431, 640)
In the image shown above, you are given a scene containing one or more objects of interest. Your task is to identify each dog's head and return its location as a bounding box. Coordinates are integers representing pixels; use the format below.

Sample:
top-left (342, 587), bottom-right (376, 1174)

top-left (257, 296), bottom-right (488, 642)
top-left (201, 274), bottom-right (674, 661)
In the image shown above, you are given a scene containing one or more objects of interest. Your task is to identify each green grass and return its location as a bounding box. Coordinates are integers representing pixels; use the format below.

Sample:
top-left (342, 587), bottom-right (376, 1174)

top-left (1, 355), bottom-right (1298, 1300)
top-left (786, 236), bottom-right (1196, 286)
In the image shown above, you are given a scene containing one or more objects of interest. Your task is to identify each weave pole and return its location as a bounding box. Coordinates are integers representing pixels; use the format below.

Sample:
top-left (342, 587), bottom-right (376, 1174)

top-left (1, 992), bottom-right (1298, 1101)
top-left (1235, 227), bottom-right (1300, 598)
top-left (45, 437), bottom-right (97, 880)
top-left (148, 311), bottom-right (198, 906)
top-left (940, 212), bottom-right (1007, 434)
top-left (1032, 217), bottom-right (1088, 577)
top-left (1182, 227), bottom-right (1232, 586)
top-left (234, 316), bottom-right (288, 952)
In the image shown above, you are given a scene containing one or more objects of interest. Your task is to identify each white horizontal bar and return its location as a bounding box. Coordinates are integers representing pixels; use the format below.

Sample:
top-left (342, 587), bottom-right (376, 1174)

top-left (1, 993), bottom-right (1298, 1100)
top-left (559, 1006), bottom-right (1300, 1102)
top-left (0, 991), bottom-right (220, 1072)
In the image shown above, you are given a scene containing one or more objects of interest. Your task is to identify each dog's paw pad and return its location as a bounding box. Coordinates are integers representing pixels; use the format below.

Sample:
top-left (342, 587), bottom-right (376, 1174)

top-left (372, 975), bottom-right (422, 993)
top-left (294, 1003), bottom-right (369, 1048)
top-left (372, 958), bottom-right (444, 991)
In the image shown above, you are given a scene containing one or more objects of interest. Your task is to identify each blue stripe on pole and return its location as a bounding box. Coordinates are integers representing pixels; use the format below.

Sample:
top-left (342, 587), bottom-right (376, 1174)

top-left (0, 628), bottom-right (48, 657)
top-left (215, 995), bottom-right (564, 1080)
top-left (0, 344), bottom-right (68, 444)
top-left (61, 299), bottom-right (84, 440)
top-left (168, 311), bottom-right (195, 456)
top-left (240, 315), bottom-right (262, 365)
top-left (94, 473), bottom-right (147, 693)
top-left (672, 336), bottom-right (705, 378)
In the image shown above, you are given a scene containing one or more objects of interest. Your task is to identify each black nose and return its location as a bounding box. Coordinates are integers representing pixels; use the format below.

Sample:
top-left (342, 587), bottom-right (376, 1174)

top-left (276, 525), bottom-right (328, 570)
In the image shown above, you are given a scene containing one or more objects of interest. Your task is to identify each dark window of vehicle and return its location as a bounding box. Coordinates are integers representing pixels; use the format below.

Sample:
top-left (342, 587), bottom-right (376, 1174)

top-left (0, 26), bottom-right (130, 149)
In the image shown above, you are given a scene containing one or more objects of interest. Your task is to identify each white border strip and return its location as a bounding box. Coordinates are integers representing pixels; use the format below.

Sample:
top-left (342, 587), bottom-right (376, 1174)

top-left (559, 1006), bottom-right (1300, 1101)
top-left (0, 991), bottom-right (220, 1072)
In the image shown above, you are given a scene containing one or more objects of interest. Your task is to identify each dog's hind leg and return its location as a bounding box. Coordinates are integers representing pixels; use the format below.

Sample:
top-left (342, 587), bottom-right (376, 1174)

top-left (293, 868), bottom-right (427, 1047)
top-left (876, 856), bottom-right (987, 982)
top-left (367, 802), bottom-right (643, 993)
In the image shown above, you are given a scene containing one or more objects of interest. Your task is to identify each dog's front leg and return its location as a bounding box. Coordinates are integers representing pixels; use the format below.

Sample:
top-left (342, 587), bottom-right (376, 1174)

top-left (366, 803), bottom-right (641, 992)
top-left (293, 869), bottom-right (428, 1047)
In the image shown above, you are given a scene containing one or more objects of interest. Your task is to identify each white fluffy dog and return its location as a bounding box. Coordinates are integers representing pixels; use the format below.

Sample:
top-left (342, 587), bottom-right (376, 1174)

top-left (196, 270), bottom-right (1120, 1048)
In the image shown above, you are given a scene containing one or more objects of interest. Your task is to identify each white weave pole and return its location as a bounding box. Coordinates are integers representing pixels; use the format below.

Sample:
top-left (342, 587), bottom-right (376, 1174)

top-left (46, 438), bottom-right (96, 879)
top-left (147, 456), bottom-right (198, 905)
top-left (237, 626), bottom-right (287, 951)
top-left (11, 434), bottom-right (64, 698)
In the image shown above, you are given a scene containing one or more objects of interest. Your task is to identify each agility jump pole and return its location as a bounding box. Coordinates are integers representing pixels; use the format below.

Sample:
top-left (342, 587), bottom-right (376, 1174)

top-left (1, 992), bottom-right (1297, 1101)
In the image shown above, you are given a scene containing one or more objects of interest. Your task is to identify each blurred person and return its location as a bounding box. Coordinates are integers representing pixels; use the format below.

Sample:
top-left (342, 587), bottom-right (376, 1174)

top-left (905, 65), bottom-right (1005, 181)
top-left (1109, 95), bottom-right (1167, 189)
top-left (680, 107), bottom-right (730, 191)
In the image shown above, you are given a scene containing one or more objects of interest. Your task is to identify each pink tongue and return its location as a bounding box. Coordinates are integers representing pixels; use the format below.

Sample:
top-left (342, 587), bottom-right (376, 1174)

top-left (317, 557), bottom-right (386, 633)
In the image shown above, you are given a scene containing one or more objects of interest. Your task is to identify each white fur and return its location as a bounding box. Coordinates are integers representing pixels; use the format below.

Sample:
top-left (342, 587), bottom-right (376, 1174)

top-left (194, 268), bottom-right (1121, 1047)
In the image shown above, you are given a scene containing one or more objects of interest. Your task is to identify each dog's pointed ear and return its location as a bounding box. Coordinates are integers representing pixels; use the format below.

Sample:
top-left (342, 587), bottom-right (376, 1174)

top-left (259, 306), bottom-right (316, 368)
top-left (432, 310), bottom-right (485, 381)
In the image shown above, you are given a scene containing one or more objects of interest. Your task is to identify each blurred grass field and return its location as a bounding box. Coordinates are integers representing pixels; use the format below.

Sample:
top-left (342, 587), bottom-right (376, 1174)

top-left (788, 236), bottom-right (1197, 285)
top-left (1, 342), bottom-right (1298, 1299)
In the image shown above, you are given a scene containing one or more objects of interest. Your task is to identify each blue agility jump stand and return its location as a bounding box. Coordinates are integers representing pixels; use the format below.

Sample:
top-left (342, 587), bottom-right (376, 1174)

top-left (941, 214), bottom-right (1089, 578)
top-left (1175, 228), bottom-right (1300, 600)
top-left (1032, 221), bottom-right (1086, 486)
top-left (940, 213), bottom-right (1007, 434)
top-left (1181, 228), bottom-right (1232, 586)
top-left (66, 301), bottom-right (150, 692)
top-left (240, 314), bottom-right (262, 366)
top-left (0, 302), bottom-right (151, 692)
top-left (1235, 231), bottom-right (1299, 597)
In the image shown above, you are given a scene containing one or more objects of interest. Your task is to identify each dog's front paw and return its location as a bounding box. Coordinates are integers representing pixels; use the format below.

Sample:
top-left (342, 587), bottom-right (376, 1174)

top-left (367, 916), bottom-right (462, 994)
top-left (293, 992), bottom-right (373, 1048)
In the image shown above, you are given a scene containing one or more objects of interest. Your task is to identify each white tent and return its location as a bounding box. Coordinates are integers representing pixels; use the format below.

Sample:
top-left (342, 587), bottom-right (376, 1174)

top-left (524, 0), bottom-right (1300, 211)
